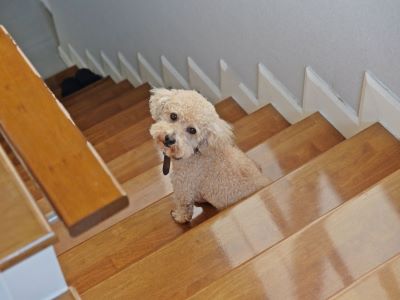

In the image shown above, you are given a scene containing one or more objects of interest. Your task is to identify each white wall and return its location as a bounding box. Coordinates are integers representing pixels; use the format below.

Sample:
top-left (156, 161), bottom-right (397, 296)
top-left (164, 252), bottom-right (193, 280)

top-left (0, 0), bottom-right (65, 78)
top-left (51, 0), bottom-right (400, 110)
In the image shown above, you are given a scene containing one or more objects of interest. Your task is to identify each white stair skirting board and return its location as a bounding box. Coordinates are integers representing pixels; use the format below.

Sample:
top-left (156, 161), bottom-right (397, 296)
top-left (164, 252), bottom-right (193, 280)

top-left (258, 63), bottom-right (303, 124)
top-left (137, 53), bottom-right (164, 88)
top-left (359, 72), bottom-right (400, 139)
top-left (220, 59), bottom-right (259, 113)
top-left (101, 51), bottom-right (123, 83)
top-left (68, 44), bottom-right (87, 69)
top-left (187, 57), bottom-right (221, 103)
top-left (60, 44), bottom-right (400, 140)
top-left (118, 52), bottom-right (143, 87)
top-left (85, 50), bottom-right (106, 77)
top-left (161, 56), bottom-right (189, 90)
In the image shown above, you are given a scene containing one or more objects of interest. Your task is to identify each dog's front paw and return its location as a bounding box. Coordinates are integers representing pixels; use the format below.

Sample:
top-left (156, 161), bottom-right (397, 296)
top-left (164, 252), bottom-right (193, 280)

top-left (170, 209), bottom-right (191, 224)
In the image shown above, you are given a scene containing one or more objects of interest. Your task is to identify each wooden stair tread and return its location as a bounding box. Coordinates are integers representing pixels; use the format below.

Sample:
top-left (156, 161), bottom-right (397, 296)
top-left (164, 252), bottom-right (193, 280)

top-left (214, 97), bottom-right (247, 123)
top-left (234, 105), bottom-right (289, 151)
top-left (0, 145), bottom-right (55, 270)
top-left (84, 99), bottom-right (151, 146)
top-left (62, 77), bottom-right (114, 107)
top-left (247, 112), bottom-right (344, 179)
top-left (0, 27), bottom-right (128, 235)
top-left (191, 169), bottom-right (400, 300)
top-left (66, 80), bottom-right (133, 118)
top-left (330, 254), bottom-right (400, 300)
top-left (59, 113), bottom-right (343, 292)
top-left (75, 83), bottom-right (151, 131)
top-left (81, 124), bottom-right (400, 299)
top-left (94, 117), bottom-right (153, 161)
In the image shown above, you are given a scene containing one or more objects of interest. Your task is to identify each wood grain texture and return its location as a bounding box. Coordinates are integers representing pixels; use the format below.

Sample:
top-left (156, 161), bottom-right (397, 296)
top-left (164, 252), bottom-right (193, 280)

top-left (75, 83), bottom-right (151, 131)
top-left (214, 97), bottom-right (247, 123)
top-left (49, 99), bottom-right (273, 254)
top-left (0, 28), bottom-right (128, 234)
top-left (331, 254), bottom-right (400, 300)
top-left (85, 102), bottom-right (151, 146)
top-left (0, 144), bottom-right (56, 270)
top-left (82, 124), bottom-right (400, 299)
top-left (67, 80), bottom-right (132, 118)
top-left (191, 169), bottom-right (400, 300)
top-left (94, 117), bottom-right (154, 162)
top-left (60, 114), bottom-right (342, 292)
top-left (62, 77), bottom-right (114, 108)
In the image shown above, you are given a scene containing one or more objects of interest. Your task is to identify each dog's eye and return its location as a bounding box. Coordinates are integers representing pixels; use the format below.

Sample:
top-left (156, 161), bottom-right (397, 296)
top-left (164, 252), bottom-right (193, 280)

top-left (170, 113), bottom-right (178, 121)
top-left (187, 127), bottom-right (197, 134)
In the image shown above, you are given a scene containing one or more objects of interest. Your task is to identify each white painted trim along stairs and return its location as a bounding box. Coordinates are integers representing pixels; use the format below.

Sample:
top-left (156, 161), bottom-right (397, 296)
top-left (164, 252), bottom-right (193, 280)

top-left (58, 44), bottom-right (400, 140)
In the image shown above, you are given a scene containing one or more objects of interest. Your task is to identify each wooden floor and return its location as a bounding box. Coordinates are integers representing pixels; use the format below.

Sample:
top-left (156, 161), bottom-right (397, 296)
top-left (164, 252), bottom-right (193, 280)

top-left (22, 67), bottom-right (400, 299)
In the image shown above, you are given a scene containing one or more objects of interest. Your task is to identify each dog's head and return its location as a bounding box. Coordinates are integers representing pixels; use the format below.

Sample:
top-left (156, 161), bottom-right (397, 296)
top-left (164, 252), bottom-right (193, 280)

top-left (149, 88), bottom-right (233, 160)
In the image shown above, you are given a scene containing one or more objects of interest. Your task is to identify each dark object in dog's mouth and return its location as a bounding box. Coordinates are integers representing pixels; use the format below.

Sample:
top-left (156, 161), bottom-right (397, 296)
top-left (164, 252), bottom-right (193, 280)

top-left (163, 154), bottom-right (171, 175)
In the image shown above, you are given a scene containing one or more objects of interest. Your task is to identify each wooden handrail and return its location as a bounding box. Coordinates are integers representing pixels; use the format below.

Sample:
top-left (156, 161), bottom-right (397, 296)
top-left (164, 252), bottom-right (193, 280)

top-left (0, 144), bottom-right (56, 270)
top-left (0, 26), bottom-right (128, 235)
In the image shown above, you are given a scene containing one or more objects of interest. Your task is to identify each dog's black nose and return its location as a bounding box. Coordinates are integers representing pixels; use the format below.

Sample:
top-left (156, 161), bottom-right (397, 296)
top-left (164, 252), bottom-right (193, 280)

top-left (164, 135), bottom-right (176, 147)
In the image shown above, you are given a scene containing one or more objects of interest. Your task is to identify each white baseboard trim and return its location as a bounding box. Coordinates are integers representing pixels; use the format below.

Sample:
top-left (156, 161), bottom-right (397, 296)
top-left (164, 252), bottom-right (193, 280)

top-left (220, 60), bottom-right (259, 113)
top-left (161, 56), bottom-right (189, 89)
top-left (118, 52), bottom-right (142, 87)
top-left (303, 67), bottom-right (359, 138)
top-left (258, 63), bottom-right (303, 123)
top-left (137, 53), bottom-right (164, 87)
top-left (57, 46), bottom-right (73, 67)
top-left (60, 43), bottom-right (400, 140)
top-left (360, 72), bottom-right (400, 139)
top-left (101, 51), bottom-right (123, 83)
top-left (85, 50), bottom-right (105, 76)
top-left (187, 57), bottom-right (221, 103)
top-left (68, 44), bottom-right (87, 69)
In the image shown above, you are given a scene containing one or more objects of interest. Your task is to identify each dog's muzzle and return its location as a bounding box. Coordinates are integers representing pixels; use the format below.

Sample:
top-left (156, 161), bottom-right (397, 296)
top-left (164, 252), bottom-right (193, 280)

top-left (163, 135), bottom-right (176, 147)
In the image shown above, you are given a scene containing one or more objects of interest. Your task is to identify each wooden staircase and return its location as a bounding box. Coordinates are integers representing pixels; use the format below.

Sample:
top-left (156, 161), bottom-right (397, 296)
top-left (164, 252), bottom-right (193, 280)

top-left (3, 31), bottom-right (400, 298)
top-left (40, 64), bottom-right (400, 299)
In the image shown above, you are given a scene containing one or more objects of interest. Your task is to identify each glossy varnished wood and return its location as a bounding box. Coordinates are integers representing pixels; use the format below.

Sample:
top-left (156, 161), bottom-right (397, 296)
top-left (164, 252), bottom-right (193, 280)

top-left (331, 254), bottom-right (400, 300)
top-left (60, 114), bottom-right (342, 292)
top-left (82, 124), bottom-right (400, 299)
top-left (234, 105), bottom-right (290, 151)
top-left (247, 113), bottom-right (344, 178)
top-left (66, 80), bottom-right (132, 118)
top-left (214, 97), bottom-right (247, 123)
top-left (0, 145), bottom-right (55, 270)
top-left (84, 100), bottom-right (151, 146)
top-left (75, 83), bottom-right (151, 131)
top-left (192, 169), bottom-right (400, 300)
top-left (94, 117), bottom-right (154, 162)
top-left (0, 28), bottom-right (128, 234)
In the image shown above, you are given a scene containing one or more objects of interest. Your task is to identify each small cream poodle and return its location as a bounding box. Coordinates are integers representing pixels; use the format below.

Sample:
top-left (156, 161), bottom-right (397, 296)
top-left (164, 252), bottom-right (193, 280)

top-left (149, 88), bottom-right (268, 223)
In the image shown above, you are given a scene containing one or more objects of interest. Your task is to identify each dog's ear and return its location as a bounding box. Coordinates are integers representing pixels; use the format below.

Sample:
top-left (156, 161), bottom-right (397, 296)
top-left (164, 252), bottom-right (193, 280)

top-left (149, 88), bottom-right (174, 120)
top-left (207, 118), bottom-right (233, 149)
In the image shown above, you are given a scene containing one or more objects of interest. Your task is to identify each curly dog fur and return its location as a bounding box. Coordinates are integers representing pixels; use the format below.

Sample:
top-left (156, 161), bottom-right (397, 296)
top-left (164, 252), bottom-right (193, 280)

top-left (149, 88), bottom-right (268, 223)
